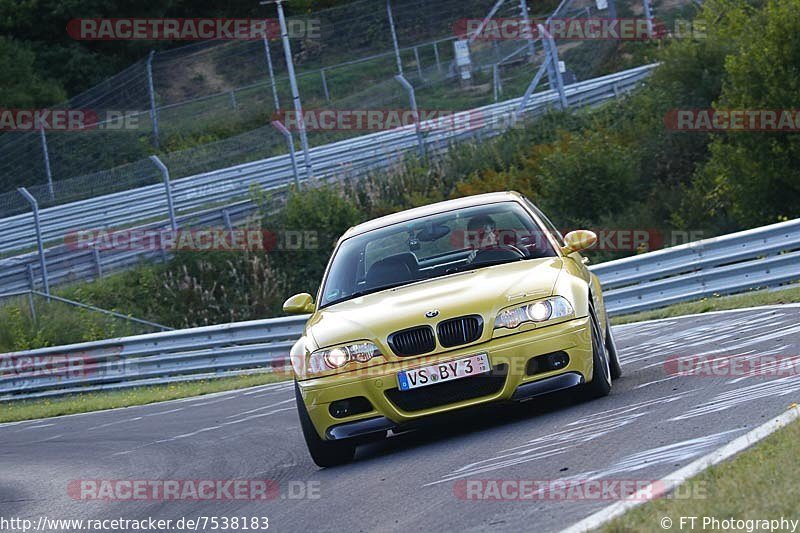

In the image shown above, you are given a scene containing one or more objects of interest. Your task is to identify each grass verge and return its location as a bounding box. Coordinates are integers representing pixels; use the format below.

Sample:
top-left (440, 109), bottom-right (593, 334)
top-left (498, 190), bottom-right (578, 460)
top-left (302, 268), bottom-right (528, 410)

top-left (611, 284), bottom-right (800, 325)
top-left (602, 414), bottom-right (800, 532)
top-left (0, 372), bottom-right (289, 424)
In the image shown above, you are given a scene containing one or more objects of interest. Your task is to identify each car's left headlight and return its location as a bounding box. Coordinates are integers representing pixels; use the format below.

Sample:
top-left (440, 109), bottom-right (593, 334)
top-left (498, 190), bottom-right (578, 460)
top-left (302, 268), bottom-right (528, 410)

top-left (494, 296), bottom-right (574, 329)
top-left (309, 341), bottom-right (382, 372)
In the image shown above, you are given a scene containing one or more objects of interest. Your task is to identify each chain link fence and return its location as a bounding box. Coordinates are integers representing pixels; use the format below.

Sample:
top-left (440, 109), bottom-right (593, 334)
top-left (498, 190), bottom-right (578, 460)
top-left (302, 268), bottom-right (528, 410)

top-left (0, 0), bottom-right (674, 219)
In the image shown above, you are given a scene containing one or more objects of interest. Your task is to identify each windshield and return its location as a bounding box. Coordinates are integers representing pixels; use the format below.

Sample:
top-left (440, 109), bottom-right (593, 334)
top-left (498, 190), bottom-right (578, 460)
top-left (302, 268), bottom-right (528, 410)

top-left (319, 201), bottom-right (557, 307)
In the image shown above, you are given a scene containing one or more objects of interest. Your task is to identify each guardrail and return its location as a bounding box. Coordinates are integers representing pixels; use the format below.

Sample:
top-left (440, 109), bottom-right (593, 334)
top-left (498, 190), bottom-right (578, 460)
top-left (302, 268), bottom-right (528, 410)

top-left (0, 64), bottom-right (656, 294)
top-left (593, 217), bottom-right (800, 316)
top-left (2, 216), bottom-right (799, 402)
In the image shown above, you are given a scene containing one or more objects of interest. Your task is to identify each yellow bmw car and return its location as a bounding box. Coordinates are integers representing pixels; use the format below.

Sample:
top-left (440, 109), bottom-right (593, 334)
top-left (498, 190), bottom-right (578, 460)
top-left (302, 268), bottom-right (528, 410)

top-left (283, 191), bottom-right (622, 467)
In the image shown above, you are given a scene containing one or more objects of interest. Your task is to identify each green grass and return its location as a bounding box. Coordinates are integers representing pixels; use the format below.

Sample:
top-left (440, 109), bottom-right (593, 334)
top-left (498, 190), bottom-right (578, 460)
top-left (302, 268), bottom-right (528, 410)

top-left (0, 371), bottom-right (289, 424)
top-left (602, 414), bottom-right (800, 532)
top-left (611, 284), bottom-right (800, 325)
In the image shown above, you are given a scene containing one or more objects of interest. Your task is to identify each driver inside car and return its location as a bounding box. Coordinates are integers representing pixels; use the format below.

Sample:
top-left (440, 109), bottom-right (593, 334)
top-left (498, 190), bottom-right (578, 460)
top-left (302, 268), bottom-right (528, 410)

top-left (466, 214), bottom-right (525, 263)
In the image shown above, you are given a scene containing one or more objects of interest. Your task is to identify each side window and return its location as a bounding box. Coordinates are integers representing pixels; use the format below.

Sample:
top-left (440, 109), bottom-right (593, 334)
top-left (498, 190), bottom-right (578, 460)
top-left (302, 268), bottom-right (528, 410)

top-left (524, 199), bottom-right (565, 247)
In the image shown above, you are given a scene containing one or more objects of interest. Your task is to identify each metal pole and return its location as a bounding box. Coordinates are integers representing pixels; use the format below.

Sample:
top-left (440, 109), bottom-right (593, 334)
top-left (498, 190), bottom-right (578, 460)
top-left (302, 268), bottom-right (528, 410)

top-left (273, 0), bottom-right (313, 180)
top-left (26, 265), bottom-right (37, 324)
top-left (93, 247), bottom-right (104, 279)
top-left (607, 0), bottom-right (618, 24)
top-left (394, 75), bottom-right (425, 159)
top-left (540, 25), bottom-right (568, 109)
top-left (222, 209), bottom-right (233, 231)
top-left (18, 187), bottom-right (49, 296)
top-left (413, 46), bottom-right (424, 79)
top-left (493, 64), bottom-right (500, 102)
top-left (642, 0), bottom-right (654, 36)
top-left (468, 0), bottom-right (507, 43)
top-left (39, 127), bottom-right (54, 201)
top-left (321, 69), bottom-right (330, 101)
top-left (149, 155), bottom-right (177, 231)
top-left (272, 120), bottom-right (302, 189)
top-left (387, 0), bottom-right (404, 76)
top-left (518, 0), bottom-right (537, 60)
top-left (515, 57), bottom-right (550, 117)
top-left (262, 35), bottom-right (281, 110)
top-left (229, 90), bottom-right (238, 111)
top-left (146, 50), bottom-right (160, 149)
top-left (433, 42), bottom-right (442, 74)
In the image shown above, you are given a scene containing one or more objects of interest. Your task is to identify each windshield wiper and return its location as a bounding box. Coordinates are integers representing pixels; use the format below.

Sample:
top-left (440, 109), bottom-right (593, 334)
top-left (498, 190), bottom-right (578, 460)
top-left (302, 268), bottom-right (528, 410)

top-left (450, 257), bottom-right (525, 274)
top-left (322, 280), bottom-right (419, 308)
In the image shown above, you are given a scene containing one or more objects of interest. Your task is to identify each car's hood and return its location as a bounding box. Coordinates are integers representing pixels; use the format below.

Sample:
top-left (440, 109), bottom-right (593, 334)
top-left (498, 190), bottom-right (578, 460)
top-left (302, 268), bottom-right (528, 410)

top-left (307, 257), bottom-right (564, 350)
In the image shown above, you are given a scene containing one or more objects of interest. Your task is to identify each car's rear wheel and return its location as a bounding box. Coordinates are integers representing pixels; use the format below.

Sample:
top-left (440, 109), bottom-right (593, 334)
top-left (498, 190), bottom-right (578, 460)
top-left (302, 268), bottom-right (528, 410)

top-left (583, 306), bottom-right (612, 399)
top-left (295, 382), bottom-right (356, 468)
top-left (605, 312), bottom-right (623, 380)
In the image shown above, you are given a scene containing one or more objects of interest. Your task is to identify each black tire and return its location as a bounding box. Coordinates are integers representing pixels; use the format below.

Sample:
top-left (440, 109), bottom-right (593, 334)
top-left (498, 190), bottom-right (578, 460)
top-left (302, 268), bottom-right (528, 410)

top-left (604, 310), bottom-right (623, 380)
top-left (294, 382), bottom-right (355, 468)
top-left (583, 306), bottom-right (612, 399)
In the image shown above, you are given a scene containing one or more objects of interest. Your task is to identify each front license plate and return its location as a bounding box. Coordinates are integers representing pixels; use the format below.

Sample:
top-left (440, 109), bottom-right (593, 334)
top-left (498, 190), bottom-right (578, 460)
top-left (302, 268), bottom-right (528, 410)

top-left (397, 353), bottom-right (491, 391)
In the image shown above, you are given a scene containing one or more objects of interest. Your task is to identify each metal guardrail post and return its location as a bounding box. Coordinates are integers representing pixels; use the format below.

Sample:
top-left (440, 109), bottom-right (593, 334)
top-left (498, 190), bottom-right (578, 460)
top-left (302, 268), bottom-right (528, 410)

top-left (93, 247), bottom-right (104, 279)
top-left (149, 155), bottom-right (178, 231)
top-left (222, 209), bottom-right (233, 231)
top-left (262, 35), bottom-right (281, 111)
top-left (39, 126), bottom-right (55, 201)
top-left (146, 50), bottom-right (160, 149)
top-left (17, 187), bottom-right (50, 296)
top-left (395, 75), bottom-right (426, 159)
top-left (387, 0), bottom-right (404, 76)
top-left (272, 121), bottom-right (302, 189)
top-left (516, 55), bottom-right (550, 117)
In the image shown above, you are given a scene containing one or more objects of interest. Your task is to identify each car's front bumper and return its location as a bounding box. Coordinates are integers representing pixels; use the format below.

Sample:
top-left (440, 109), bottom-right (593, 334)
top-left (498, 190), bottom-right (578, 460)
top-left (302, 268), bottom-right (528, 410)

top-left (296, 316), bottom-right (593, 441)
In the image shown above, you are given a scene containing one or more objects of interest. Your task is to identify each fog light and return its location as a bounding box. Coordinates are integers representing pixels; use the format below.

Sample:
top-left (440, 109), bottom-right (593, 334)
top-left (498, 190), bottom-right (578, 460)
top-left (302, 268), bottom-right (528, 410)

top-left (329, 397), bottom-right (373, 419)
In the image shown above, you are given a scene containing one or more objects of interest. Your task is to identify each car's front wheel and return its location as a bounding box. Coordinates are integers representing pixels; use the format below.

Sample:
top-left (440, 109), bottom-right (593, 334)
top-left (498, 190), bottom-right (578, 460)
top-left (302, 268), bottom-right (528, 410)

top-left (295, 382), bottom-right (356, 468)
top-left (583, 306), bottom-right (612, 399)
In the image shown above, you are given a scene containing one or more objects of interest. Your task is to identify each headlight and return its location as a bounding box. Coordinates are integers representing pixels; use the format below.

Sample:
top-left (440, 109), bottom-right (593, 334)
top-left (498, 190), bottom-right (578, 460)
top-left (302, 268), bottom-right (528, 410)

top-left (310, 342), bottom-right (382, 371)
top-left (494, 296), bottom-right (574, 329)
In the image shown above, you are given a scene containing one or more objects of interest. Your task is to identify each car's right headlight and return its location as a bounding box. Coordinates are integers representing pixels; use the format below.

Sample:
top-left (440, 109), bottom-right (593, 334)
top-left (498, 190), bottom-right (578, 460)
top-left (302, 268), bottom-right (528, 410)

top-left (309, 341), bottom-right (382, 372)
top-left (494, 296), bottom-right (574, 329)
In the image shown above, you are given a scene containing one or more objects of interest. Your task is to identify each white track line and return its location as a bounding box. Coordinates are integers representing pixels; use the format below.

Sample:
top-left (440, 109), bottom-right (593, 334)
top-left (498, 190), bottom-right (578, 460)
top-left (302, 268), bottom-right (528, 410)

top-left (614, 302), bottom-right (800, 329)
top-left (562, 404), bottom-right (800, 533)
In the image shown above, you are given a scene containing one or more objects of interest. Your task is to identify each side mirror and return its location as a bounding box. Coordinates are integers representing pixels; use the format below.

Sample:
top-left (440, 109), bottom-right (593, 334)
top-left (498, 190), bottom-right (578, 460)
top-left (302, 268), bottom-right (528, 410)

top-left (283, 293), bottom-right (316, 314)
top-left (562, 230), bottom-right (597, 255)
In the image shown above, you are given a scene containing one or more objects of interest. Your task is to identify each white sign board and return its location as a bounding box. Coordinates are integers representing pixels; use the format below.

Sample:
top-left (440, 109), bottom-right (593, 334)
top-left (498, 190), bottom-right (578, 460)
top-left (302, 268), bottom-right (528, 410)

top-left (596, 0), bottom-right (608, 9)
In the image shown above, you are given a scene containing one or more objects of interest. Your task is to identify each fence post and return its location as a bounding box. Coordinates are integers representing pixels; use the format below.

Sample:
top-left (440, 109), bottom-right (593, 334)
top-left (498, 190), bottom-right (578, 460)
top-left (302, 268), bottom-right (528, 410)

top-left (387, 0), bottom-right (404, 76)
top-left (229, 90), bottom-right (238, 111)
top-left (493, 64), bottom-right (502, 102)
top-left (433, 41), bottom-right (442, 74)
top-left (146, 50), bottom-right (160, 149)
top-left (274, 0), bottom-right (313, 181)
top-left (272, 120), bottom-right (302, 190)
top-left (149, 155), bottom-right (177, 231)
top-left (26, 264), bottom-right (38, 324)
top-left (519, 0), bottom-right (537, 60)
top-left (395, 75), bottom-right (426, 159)
top-left (18, 187), bottom-right (49, 296)
top-left (540, 25), bottom-right (568, 109)
top-left (413, 46), bottom-right (424, 79)
top-left (321, 69), bottom-right (331, 102)
top-left (515, 55), bottom-right (550, 117)
top-left (262, 35), bottom-right (281, 111)
top-left (642, 0), bottom-right (654, 36)
top-left (39, 126), bottom-right (55, 201)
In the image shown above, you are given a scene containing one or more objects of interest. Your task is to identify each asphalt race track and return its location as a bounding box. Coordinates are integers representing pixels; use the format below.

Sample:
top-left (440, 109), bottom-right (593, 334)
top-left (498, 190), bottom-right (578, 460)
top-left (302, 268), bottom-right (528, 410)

top-left (2, 306), bottom-right (800, 532)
